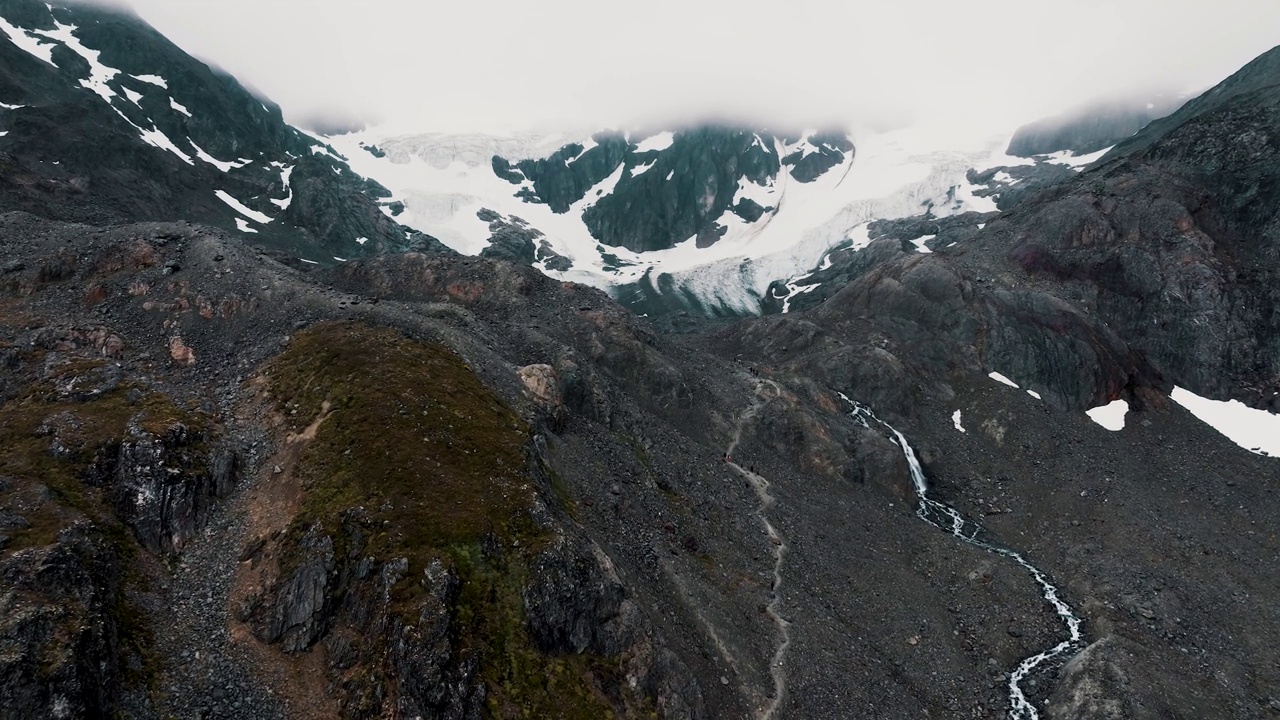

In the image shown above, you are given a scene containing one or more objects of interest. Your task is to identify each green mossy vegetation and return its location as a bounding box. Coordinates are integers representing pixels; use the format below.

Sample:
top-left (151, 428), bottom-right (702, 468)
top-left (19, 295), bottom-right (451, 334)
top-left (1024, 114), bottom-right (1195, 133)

top-left (454, 545), bottom-right (620, 719)
top-left (0, 352), bottom-right (204, 694)
top-left (268, 322), bottom-right (625, 718)
top-left (266, 321), bottom-right (536, 576)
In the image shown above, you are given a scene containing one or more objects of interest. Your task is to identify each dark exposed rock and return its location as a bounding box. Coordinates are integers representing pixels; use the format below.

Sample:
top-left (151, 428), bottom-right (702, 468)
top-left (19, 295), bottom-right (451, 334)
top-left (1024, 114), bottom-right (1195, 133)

top-left (584, 127), bottom-right (780, 252)
top-left (0, 523), bottom-right (130, 719)
top-left (523, 532), bottom-right (640, 655)
top-left (495, 126), bottom-right (853, 254)
top-left (89, 423), bottom-right (237, 556)
top-left (253, 521), bottom-right (334, 653)
top-left (966, 54), bottom-right (1280, 407)
top-left (478, 209), bottom-right (542, 266)
top-left (0, 0), bottom-right (430, 259)
top-left (782, 130), bottom-right (855, 183)
top-left (512, 132), bottom-right (630, 212)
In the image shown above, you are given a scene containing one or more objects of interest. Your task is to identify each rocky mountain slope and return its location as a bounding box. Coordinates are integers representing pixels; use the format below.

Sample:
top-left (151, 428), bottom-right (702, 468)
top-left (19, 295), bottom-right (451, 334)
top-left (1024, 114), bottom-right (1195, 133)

top-left (0, 0), bottom-right (442, 262)
top-left (1, 3), bottom-right (1279, 720)
top-left (1005, 94), bottom-right (1187, 158)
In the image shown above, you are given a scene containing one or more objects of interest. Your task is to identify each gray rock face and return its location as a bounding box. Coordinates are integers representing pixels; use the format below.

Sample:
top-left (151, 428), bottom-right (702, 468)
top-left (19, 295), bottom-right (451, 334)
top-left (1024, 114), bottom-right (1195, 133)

top-left (976, 65), bottom-right (1280, 408)
top-left (0, 524), bottom-right (126, 719)
top-left (477, 209), bottom-right (543, 266)
top-left (583, 126), bottom-right (781, 252)
top-left (98, 424), bottom-right (237, 555)
top-left (385, 559), bottom-right (487, 720)
top-left (782, 129), bottom-right (855, 182)
top-left (511, 132), bottom-right (632, 213)
top-left (523, 533), bottom-right (639, 655)
top-left (258, 522), bottom-right (334, 653)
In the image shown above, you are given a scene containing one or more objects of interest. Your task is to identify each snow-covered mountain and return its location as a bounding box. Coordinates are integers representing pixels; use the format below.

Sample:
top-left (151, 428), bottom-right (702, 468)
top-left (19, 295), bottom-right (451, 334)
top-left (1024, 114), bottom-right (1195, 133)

top-left (328, 121), bottom-right (1114, 316)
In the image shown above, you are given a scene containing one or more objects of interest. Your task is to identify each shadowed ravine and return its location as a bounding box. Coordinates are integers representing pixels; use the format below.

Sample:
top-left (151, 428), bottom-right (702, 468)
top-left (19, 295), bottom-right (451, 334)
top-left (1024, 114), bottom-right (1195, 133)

top-left (726, 378), bottom-right (791, 720)
top-left (841, 395), bottom-right (1084, 720)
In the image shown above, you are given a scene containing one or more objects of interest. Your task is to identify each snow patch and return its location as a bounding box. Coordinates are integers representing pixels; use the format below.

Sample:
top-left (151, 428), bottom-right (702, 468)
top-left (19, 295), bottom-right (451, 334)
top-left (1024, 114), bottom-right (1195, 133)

top-left (0, 102), bottom-right (23, 110)
top-left (355, 236), bottom-right (368, 245)
top-left (215, 190), bottom-right (273, 224)
top-left (270, 166), bottom-right (294, 209)
top-left (131, 74), bottom-right (167, 88)
top-left (630, 160), bottom-right (655, 177)
top-left (911, 234), bottom-right (935, 254)
top-left (988, 372), bottom-right (1020, 389)
top-left (952, 410), bottom-right (966, 433)
top-left (1170, 387), bottom-right (1280, 457)
top-left (136, 126), bottom-right (193, 165)
top-left (122, 86), bottom-right (143, 104)
top-left (0, 16), bottom-right (56, 65)
top-left (1027, 390), bottom-right (1042, 400)
top-left (234, 218), bottom-right (257, 234)
top-left (191, 142), bottom-right (248, 172)
top-left (1086, 399), bottom-right (1128, 431)
top-left (299, 258), bottom-right (319, 265)
top-left (169, 97), bottom-right (191, 117)
top-left (635, 131), bottom-right (675, 153)
top-left (1045, 146), bottom-right (1113, 170)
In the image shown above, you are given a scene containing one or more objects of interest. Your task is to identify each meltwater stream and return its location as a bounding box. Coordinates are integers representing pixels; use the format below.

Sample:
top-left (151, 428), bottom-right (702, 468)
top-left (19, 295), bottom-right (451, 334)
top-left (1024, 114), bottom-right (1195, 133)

top-left (841, 395), bottom-right (1083, 719)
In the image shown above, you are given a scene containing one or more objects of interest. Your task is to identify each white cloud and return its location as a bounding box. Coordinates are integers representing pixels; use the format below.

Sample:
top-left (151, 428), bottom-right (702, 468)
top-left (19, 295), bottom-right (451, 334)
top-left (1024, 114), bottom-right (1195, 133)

top-left (117, 0), bottom-right (1280, 134)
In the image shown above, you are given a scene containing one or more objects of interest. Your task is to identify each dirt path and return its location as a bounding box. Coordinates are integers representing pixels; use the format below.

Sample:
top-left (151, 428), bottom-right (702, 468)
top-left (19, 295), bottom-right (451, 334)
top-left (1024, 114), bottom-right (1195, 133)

top-left (724, 377), bottom-right (791, 720)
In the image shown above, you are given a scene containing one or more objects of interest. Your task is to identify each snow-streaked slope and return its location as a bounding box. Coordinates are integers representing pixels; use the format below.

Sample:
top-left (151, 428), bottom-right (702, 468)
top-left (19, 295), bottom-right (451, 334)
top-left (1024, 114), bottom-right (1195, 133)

top-left (329, 121), bottom-right (1027, 314)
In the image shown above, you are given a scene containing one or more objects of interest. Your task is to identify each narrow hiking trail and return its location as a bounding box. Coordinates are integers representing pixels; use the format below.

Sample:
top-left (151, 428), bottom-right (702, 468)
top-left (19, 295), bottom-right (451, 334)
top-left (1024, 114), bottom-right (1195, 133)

top-left (842, 394), bottom-right (1083, 720)
top-left (725, 377), bottom-right (792, 720)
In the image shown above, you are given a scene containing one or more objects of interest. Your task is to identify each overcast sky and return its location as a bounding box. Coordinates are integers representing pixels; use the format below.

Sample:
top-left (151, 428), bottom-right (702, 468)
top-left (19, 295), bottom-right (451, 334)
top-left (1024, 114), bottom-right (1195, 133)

top-left (115, 0), bottom-right (1280, 135)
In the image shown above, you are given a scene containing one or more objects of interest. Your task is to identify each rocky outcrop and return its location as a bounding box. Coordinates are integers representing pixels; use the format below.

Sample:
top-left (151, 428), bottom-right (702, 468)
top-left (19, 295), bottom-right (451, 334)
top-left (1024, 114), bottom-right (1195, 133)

top-left (243, 501), bottom-right (703, 718)
top-left (523, 532), bottom-right (639, 655)
top-left (477, 209), bottom-right (542, 266)
top-left (970, 50), bottom-right (1280, 408)
top-left (507, 132), bottom-right (631, 213)
top-left (782, 129), bottom-right (854, 182)
top-left (494, 126), bottom-right (853, 254)
top-left (0, 523), bottom-right (131, 719)
top-left (967, 161), bottom-right (1079, 210)
top-left (83, 423), bottom-right (237, 556)
top-left (584, 126), bottom-right (781, 252)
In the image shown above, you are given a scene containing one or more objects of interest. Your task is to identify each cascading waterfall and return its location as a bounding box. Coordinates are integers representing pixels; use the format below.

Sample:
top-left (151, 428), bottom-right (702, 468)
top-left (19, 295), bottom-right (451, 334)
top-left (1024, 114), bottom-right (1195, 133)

top-left (840, 394), bottom-right (1083, 720)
